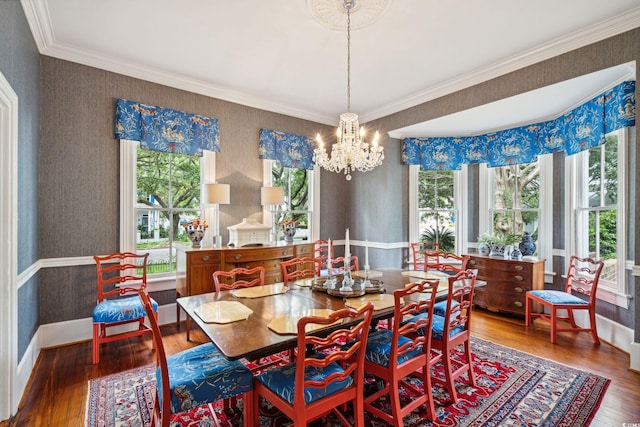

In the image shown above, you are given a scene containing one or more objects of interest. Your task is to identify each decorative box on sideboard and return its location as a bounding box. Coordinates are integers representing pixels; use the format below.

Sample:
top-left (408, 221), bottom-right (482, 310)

top-left (467, 255), bottom-right (545, 316)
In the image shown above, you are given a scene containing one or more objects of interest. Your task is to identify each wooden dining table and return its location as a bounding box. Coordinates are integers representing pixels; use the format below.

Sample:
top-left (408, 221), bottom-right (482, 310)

top-left (176, 268), bottom-right (471, 362)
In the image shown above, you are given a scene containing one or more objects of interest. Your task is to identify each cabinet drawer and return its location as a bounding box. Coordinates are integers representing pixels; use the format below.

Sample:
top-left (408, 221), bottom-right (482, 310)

top-left (232, 259), bottom-right (283, 272)
top-left (264, 271), bottom-right (283, 284)
top-left (189, 251), bottom-right (221, 265)
top-left (476, 270), bottom-right (533, 284)
top-left (227, 247), bottom-right (294, 262)
top-left (468, 257), bottom-right (532, 273)
top-left (294, 243), bottom-right (315, 257)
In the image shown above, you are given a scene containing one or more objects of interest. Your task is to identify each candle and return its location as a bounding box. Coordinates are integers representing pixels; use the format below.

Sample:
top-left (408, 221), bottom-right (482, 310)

top-left (365, 240), bottom-right (369, 266)
top-left (345, 228), bottom-right (350, 259)
top-left (327, 238), bottom-right (332, 262)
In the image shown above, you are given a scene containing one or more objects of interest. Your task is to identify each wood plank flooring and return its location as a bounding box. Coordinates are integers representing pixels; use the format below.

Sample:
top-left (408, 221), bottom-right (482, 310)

top-left (2, 308), bottom-right (639, 426)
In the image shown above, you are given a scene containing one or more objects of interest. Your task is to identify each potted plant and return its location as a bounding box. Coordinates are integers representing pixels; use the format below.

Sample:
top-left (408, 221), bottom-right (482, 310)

top-left (477, 233), bottom-right (502, 256)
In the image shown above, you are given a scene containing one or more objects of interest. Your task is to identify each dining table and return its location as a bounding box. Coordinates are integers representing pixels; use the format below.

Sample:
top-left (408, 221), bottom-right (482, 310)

top-left (176, 268), bottom-right (477, 362)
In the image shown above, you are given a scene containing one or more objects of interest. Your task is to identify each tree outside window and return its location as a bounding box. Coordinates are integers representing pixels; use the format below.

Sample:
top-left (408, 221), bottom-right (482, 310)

top-left (577, 133), bottom-right (619, 285)
top-left (491, 162), bottom-right (540, 247)
top-left (418, 170), bottom-right (456, 251)
top-left (135, 144), bottom-right (202, 273)
top-left (272, 162), bottom-right (311, 241)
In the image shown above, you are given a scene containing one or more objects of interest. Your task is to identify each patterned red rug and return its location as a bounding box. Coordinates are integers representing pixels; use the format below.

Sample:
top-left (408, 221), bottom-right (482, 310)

top-left (85, 337), bottom-right (609, 427)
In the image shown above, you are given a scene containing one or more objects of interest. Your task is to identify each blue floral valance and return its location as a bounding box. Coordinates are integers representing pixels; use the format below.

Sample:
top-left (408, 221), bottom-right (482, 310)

top-left (114, 99), bottom-right (220, 156)
top-left (403, 80), bottom-right (635, 170)
top-left (258, 128), bottom-right (315, 170)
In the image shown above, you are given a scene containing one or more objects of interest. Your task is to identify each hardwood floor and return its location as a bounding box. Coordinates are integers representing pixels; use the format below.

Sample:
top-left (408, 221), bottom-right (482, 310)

top-left (2, 308), bottom-right (639, 426)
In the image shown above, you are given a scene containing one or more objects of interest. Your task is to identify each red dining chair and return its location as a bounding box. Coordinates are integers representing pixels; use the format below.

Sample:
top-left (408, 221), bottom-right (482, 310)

top-left (526, 255), bottom-right (604, 344)
top-left (92, 252), bottom-right (157, 364)
top-left (363, 280), bottom-right (440, 425)
top-left (280, 257), bottom-right (321, 282)
top-left (427, 251), bottom-right (470, 273)
top-left (138, 289), bottom-right (254, 427)
top-left (431, 269), bottom-right (477, 404)
top-left (253, 303), bottom-right (375, 426)
top-left (411, 241), bottom-right (440, 271)
top-left (315, 239), bottom-right (334, 276)
top-left (330, 255), bottom-right (359, 276)
top-left (213, 266), bottom-right (265, 292)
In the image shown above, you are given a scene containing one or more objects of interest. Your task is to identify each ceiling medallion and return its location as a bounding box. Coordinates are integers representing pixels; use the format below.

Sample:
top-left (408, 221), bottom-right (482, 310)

top-left (307, 0), bottom-right (392, 30)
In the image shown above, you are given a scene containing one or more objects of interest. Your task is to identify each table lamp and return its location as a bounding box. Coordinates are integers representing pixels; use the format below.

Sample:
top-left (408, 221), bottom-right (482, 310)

top-left (261, 186), bottom-right (285, 243)
top-left (207, 183), bottom-right (230, 247)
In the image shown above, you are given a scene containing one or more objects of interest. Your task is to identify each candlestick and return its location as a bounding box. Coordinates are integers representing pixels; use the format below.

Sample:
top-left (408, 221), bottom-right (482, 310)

top-left (345, 228), bottom-right (350, 259)
top-left (365, 240), bottom-right (369, 266)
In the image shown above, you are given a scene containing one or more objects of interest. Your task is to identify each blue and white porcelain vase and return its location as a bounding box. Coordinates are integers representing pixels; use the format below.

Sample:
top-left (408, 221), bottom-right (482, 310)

top-left (519, 232), bottom-right (536, 257)
top-left (281, 222), bottom-right (296, 243)
top-left (510, 247), bottom-right (523, 260)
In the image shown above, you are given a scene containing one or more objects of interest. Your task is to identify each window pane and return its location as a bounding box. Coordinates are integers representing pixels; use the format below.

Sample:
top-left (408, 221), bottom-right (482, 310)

top-left (135, 144), bottom-right (202, 274)
top-left (272, 162), bottom-right (311, 242)
top-left (418, 211), bottom-right (456, 252)
top-left (418, 170), bottom-right (454, 209)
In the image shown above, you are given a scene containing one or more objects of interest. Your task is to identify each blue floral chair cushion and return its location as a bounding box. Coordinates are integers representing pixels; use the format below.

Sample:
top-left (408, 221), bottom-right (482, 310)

top-left (158, 342), bottom-right (253, 413)
top-left (364, 329), bottom-right (424, 367)
top-left (92, 295), bottom-right (158, 323)
top-left (528, 290), bottom-right (588, 305)
top-left (255, 359), bottom-right (352, 405)
top-left (431, 314), bottom-right (465, 341)
top-left (433, 300), bottom-right (461, 317)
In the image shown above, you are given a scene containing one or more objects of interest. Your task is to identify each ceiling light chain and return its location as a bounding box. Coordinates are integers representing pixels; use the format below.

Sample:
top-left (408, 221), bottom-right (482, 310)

top-left (313, 0), bottom-right (384, 181)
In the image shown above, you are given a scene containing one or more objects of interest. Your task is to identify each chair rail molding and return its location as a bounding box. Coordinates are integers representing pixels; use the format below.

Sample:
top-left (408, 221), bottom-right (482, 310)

top-left (0, 71), bottom-right (19, 421)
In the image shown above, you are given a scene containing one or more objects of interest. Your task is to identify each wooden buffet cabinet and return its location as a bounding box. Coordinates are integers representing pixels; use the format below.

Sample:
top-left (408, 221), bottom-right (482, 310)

top-left (176, 242), bottom-right (315, 338)
top-left (467, 255), bottom-right (545, 316)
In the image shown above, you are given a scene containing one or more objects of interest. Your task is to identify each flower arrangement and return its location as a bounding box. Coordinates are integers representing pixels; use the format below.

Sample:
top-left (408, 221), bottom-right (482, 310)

top-left (279, 216), bottom-right (296, 242)
top-left (183, 218), bottom-right (208, 247)
top-left (183, 218), bottom-right (208, 231)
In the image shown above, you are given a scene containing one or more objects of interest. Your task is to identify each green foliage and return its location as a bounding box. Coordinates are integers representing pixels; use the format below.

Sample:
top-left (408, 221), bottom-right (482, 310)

top-left (136, 147), bottom-right (201, 239)
top-left (421, 226), bottom-right (455, 252)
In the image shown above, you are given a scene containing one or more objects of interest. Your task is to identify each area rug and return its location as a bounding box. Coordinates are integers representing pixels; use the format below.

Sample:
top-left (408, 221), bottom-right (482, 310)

top-left (85, 337), bottom-right (610, 427)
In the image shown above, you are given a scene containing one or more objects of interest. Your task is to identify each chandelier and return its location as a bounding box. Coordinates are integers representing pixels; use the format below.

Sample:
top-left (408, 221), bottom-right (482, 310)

top-left (313, 0), bottom-right (384, 181)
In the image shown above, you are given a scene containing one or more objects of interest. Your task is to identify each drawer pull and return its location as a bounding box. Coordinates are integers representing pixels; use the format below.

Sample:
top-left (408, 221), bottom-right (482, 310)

top-left (300, 248), bottom-right (307, 253)
top-left (514, 287), bottom-right (524, 293)
top-left (469, 260), bottom-right (476, 265)
top-left (235, 254), bottom-right (242, 260)
top-left (514, 275), bottom-right (523, 281)
top-left (515, 265), bottom-right (524, 271)
top-left (245, 265), bottom-right (251, 269)
top-left (513, 301), bottom-right (523, 308)
top-left (201, 256), bottom-right (210, 262)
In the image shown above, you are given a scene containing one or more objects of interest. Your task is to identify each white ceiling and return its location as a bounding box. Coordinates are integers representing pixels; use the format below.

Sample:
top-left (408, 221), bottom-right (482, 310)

top-left (23, 0), bottom-right (640, 136)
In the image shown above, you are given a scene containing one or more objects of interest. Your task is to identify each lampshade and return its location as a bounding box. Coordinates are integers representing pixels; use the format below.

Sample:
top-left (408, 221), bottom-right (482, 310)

top-left (261, 186), bottom-right (285, 205)
top-left (207, 183), bottom-right (230, 204)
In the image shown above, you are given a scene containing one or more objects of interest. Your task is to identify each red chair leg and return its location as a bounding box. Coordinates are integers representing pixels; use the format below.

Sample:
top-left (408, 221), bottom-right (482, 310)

top-left (550, 307), bottom-right (557, 344)
top-left (92, 324), bottom-right (100, 364)
top-left (589, 309), bottom-right (600, 344)
top-left (525, 295), bottom-right (532, 326)
top-left (463, 340), bottom-right (476, 386)
top-left (442, 347), bottom-right (458, 403)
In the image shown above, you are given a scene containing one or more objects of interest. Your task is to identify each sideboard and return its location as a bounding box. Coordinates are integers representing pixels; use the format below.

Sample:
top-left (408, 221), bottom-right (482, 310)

top-left (176, 242), bottom-right (315, 339)
top-left (467, 255), bottom-right (545, 316)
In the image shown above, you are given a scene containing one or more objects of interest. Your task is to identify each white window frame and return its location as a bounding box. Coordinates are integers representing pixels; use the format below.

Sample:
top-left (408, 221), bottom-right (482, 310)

top-left (262, 160), bottom-right (319, 242)
top-left (479, 156), bottom-right (552, 264)
top-left (120, 139), bottom-right (216, 288)
top-left (409, 164), bottom-right (467, 254)
top-left (566, 128), bottom-right (630, 308)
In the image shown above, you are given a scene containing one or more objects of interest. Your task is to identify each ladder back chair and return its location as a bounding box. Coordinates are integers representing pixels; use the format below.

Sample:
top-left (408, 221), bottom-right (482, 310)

top-left (280, 256), bottom-right (321, 283)
top-left (92, 252), bottom-right (157, 364)
top-left (411, 241), bottom-right (440, 271)
top-left (314, 239), bottom-right (334, 277)
top-left (138, 289), bottom-right (254, 427)
top-left (253, 303), bottom-right (375, 426)
top-left (525, 255), bottom-right (604, 344)
top-left (213, 266), bottom-right (265, 292)
top-left (431, 269), bottom-right (478, 404)
top-left (363, 280), bottom-right (440, 425)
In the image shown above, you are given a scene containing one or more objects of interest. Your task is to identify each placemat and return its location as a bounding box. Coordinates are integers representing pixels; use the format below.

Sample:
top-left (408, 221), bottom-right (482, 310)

top-left (231, 283), bottom-right (288, 298)
top-left (194, 301), bottom-right (253, 324)
top-left (267, 309), bottom-right (336, 335)
top-left (345, 293), bottom-right (400, 311)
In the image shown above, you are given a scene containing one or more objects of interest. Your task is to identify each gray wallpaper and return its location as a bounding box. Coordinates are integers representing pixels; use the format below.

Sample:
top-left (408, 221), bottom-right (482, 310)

top-left (0, 0), bottom-right (41, 360)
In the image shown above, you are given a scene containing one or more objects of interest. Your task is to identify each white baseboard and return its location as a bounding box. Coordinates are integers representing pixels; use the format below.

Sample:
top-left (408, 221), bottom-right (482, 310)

top-left (571, 311), bottom-right (633, 353)
top-left (630, 342), bottom-right (640, 372)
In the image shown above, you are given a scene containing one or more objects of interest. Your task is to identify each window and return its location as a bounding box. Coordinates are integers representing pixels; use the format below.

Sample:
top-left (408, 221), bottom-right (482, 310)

top-left (121, 140), bottom-right (216, 278)
top-left (270, 162), bottom-right (313, 242)
top-left (409, 165), bottom-right (466, 254)
top-left (570, 129), bottom-right (628, 305)
top-left (489, 162), bottom-right (540, 247)
top-left (417, 169), bottom-right (456, 251)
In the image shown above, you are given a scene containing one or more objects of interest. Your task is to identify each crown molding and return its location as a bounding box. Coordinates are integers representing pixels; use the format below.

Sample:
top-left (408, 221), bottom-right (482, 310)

top-left (21, 0), bottom-right (640, 126)
top-left (362, 6), bottom-right (640, 123)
